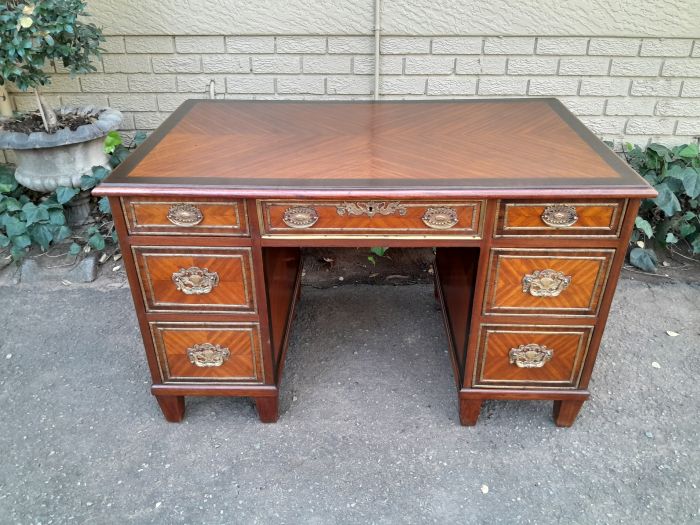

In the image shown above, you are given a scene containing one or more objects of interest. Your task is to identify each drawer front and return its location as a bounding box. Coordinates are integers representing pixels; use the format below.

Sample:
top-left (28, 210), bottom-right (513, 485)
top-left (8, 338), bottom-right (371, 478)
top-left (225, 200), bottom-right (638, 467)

top-left (496, 199), bottom-right (626, 237)
top-left (258, 200), bottom-right (483, 237)
top-left (150, 322), bottom-right (264, 384)
top-left (122, 197), bottom-right (249, 236)
top-left (473, 324), bottom-right (593, 388)
top-left (133, 246), bottom-right (256, 314)
top-left (483, 248), bottom-right (614, 317)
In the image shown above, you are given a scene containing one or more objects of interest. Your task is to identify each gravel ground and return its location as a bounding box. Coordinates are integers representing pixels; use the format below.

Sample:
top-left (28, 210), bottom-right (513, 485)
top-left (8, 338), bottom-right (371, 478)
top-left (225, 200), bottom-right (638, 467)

top-left (0, 279), bottom-right (698, 524)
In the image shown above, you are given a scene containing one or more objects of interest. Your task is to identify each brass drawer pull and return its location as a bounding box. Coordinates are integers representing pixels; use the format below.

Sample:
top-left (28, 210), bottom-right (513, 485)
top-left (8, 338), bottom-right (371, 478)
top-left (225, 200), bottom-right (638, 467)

top-left (172, 267), bottom-right (219, 295)
top-left (422, 207), bottom-right (458, 229)
top-left (187, 343), bottom-right (230, 368)
top-left (522, 269), bottom-right (571, 297)
top-left (541, 204), bottom-right (578, 228)
top-left (509, 344), bottom-right (553, 368)
top-left (167, 203), bottom-right (204, 227)
top-left (283, 206), bottom-right (319, 228)
top-left (336, 201), bottom-right (407, 218)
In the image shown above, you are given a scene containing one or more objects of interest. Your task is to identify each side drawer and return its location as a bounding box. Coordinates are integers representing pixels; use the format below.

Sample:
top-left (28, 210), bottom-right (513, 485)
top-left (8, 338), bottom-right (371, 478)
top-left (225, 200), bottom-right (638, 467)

top-left (483, 248), bottom-right (614, 317)
top-left (258, 200), bottom-right (483, 237)
top-left (132, 246), bottom-right (256, 314)
top-left (150, 322), bottom-right (265, 384)
top-left (495, 199), bottom-right (626, 237)
top-left (121, 197), bottom-right (249, 236)
top-left (473, 324), bottom-right (593, 389)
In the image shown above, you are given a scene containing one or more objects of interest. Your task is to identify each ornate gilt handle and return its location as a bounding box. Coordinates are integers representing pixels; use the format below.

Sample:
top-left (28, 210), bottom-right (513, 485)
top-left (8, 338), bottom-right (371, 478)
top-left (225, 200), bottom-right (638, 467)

top-left (336, 201), bottom-right (407, 218)
top-left (509, 344), bottom-right (553, 368)
top-left (541, 204), bottom-right (578, 228)
top-left (283, 206), bottom-right (319, 228)
top-left (522, 269), bottom-right (571, 297)
top-left (187, 343), bottom-right (230, 368)
top-left (172, 267), bottom-right (219, 295)
top-left (422, 207), bottom-right (458, 229)
top-left (167, 203), bottom-right (204, 227)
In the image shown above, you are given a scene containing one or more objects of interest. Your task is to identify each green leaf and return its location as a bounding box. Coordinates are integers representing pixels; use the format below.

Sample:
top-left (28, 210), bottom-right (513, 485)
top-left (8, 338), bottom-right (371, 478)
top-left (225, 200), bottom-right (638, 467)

top-left (635, 216), bottom-right (653, 238)
top-left (109, 147), bottom-right (129, 168)
top-left (22, 202), bottom-right (49, 226)
top-left (79, 174), bottom-right (97, 190)
top-left (11, 234), bottom-right (32, 249)
top-left (648, 144), bottom-right (671, 162)
top-left (134, 131), bottom-right (147, 146)
top-left (92, 165), bottom-right (110, 181)
top-left (665, 232), bottom-right (679, 244)
top-left (29, 223), bottom-right (53, 250)
top-left (48, 209), bottom-right (66, 225)
top-left (55, 186), bottom-right (79, 204)
top-left (692, 237), bottom-right (700, 254)
top-left (69, 242), bottom-right (81, 255)
top-left (103, 131), bottom-right (122, 154)
top-left (10, 245), bottom-right (27, 261)
top-left (653, 183), bottom-right (682, 217)
top-left (370, 247), bottom-right (389, 257)
top-left (88, 233), bottom-right (105, 251)
top-left (54, 225), bottom-right (71, 242)
top-left (667, 165), bottom-right (700, 199)
top-left (680, 222), bottom-right (696, 238)
top-left (4, 198), bottom-right (22, 212)
top-left (678, 143), bottom-right (699, 158)
top-left (367, 255), bottom-right (376, 265)
top-left (98, 196), bottom-right (110, 214)
top-left (629, 247), bottom-right (658, 273)
top-left (0, 172), bottom-right (17, 194)
top-left (0, 233), bottom-right (9, 247)
top-left (4, 216), bottom-right (27, 237)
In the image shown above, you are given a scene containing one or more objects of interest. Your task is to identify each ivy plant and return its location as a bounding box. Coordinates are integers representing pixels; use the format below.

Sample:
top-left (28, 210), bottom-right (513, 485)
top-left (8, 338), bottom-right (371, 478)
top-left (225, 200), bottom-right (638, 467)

top-left (0, 163), bottom-right (71, 259)
top-left (0, 130), bottom-right (146, 261)
top-left (625, 142), bottom-right (700, 272)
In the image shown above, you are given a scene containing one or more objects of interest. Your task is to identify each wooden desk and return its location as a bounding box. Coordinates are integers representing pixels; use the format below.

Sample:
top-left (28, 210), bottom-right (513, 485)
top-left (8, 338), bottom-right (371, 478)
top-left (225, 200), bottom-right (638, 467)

top-left (95, 99), bottom-right (655, 427)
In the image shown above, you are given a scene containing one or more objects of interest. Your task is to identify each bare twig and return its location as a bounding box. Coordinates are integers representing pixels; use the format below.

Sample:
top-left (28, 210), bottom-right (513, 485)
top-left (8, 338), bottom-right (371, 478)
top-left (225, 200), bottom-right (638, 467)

top-left (34, 88), bottom-right (49, 132)
top-left (622, 265), bottom-right (672, 277)
top-left (668, 246), bottom-right (700, 264)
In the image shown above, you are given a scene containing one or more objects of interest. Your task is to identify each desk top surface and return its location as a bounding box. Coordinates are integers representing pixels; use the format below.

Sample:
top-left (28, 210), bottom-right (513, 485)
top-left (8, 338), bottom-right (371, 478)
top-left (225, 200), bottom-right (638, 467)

top-left (98, 99), bottom-right (655, 198)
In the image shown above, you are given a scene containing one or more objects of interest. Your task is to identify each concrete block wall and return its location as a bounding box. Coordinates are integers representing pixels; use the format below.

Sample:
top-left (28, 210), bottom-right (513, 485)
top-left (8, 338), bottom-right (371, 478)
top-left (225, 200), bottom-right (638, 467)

top-left (4, 35), bottom-right (700, 163)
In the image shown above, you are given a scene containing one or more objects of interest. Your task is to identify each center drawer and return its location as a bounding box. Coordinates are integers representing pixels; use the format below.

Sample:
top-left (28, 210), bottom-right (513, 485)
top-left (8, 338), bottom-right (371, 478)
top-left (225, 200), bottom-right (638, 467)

top-left (132, 246), bottom-right (256, 314)
top-left (258, 200), bottom-right (483, 237)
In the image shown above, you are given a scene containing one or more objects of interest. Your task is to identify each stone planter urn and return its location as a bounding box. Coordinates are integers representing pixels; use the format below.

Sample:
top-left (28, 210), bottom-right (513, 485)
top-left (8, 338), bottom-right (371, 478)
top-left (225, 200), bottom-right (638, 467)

top-left (0, 106), bottom-right (122, 223)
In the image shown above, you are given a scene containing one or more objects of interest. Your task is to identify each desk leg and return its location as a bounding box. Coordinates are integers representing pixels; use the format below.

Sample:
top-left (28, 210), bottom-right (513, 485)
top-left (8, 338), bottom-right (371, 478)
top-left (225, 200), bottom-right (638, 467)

top-left (459, 398), bottom-right (482, 426)
top-left (255, 396), bottom-right (279, 423)
top-left (156, 395), bottom-right (185, 423)
top-left (553, 399), bottom-right (585, 427)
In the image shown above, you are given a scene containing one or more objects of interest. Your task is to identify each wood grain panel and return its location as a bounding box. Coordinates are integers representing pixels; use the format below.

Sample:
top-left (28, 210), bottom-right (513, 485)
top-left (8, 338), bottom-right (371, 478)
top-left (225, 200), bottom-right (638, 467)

top-left (151, 322), bottom-right (264, 383)
top-left (97, 100), bottom-right (655, 199)
top-left (122, 196), bottom-right (248, 236)
top-left (496, 199), bottom-right (626, 237)
top-left (473, 324), bottom-right (593, 388)
top-left (483, 248), bottom-right (614, 317)
top-left (258, 200), bottom-right (483, 237)
top-left (132, 246), bottom-right (255, 314)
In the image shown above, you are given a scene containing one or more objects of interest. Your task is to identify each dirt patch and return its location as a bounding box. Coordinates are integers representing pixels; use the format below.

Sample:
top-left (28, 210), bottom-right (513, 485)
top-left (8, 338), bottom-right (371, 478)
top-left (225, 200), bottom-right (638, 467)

top-left (301, 247), bottom-right (435, 288)
top-left (1, 111), bottom-right (99, 134)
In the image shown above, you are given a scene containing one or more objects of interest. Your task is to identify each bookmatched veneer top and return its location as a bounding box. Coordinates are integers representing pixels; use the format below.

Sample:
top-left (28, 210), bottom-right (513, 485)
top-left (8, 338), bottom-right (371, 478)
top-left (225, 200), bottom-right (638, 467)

top-left (97, 99), bottom-right (655, 198)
